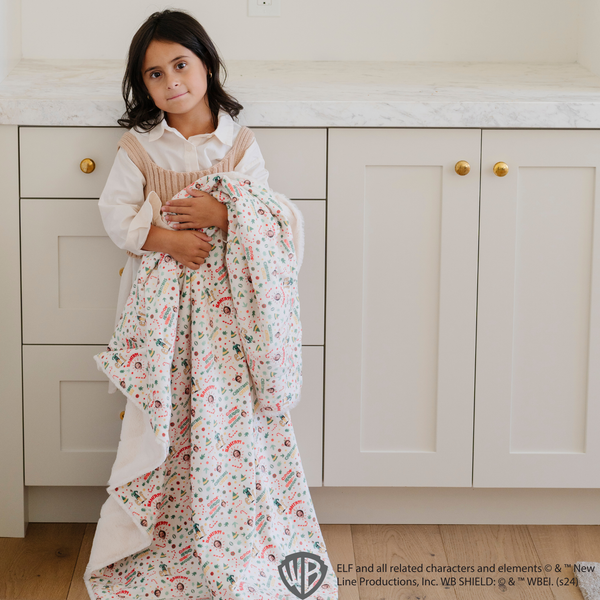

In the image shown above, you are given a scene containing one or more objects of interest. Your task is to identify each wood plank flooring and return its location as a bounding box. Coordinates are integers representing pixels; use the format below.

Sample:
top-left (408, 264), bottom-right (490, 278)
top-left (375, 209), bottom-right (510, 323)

top-left (1, 524), bottom-right (598, 599)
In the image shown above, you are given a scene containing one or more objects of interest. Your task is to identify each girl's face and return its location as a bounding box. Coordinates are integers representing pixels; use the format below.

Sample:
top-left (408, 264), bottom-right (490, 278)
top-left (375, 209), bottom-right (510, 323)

top-left (142, 39), bottom-right (210, 124)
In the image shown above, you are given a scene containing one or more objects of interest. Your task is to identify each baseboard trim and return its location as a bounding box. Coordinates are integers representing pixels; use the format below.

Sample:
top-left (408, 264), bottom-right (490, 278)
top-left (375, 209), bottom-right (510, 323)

top-left (22, 486), bottom-right (600, 527)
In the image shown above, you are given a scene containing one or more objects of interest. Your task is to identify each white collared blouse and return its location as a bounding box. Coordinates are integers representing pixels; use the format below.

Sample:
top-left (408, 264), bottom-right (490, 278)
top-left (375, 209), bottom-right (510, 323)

top-left (99, 108), bottom-right (273, 257)
top-left (99, 109), bottom-right (300, 393)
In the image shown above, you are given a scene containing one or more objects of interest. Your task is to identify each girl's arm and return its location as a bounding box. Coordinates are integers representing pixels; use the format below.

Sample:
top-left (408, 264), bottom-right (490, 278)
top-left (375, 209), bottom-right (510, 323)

top-left (140, 224), bottom-right (176, 253)
top-left (99, 147), bottom-right (168, 256)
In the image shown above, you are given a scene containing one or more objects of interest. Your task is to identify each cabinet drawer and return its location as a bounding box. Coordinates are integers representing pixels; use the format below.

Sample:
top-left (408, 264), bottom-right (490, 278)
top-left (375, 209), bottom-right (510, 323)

top-left (23, 344), bottom-right (323, 486)
top-left (23, 345), bottom-right (127, 486)
top-left (19, 126), bottom-right (326, 200)
top-left (251, 128), bottom-right (327, 199)
top-left (21, 199), bottom-right (125, 344)
top-left (19, 126), bottom-right (124, 198)
top-left (21, 198), bottom-right (325, 345)
top-left (296, 200), bottom-right (325, 345)
top-left (292, 346), bottom-right (324, 487)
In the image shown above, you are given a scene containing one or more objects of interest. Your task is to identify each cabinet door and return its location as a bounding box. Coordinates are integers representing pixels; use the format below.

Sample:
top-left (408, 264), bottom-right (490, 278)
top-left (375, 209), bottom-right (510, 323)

top-left (324, 128), bottom-right (481, 486)
top-left (474, 129), bottom-right (600, 488)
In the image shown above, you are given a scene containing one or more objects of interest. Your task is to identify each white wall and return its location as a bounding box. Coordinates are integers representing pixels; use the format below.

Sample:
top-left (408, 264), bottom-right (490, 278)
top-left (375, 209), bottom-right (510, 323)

top-left (0, 0), bottom-right (20, 80)
top-left (578, 0), bottom-right (600, 78)
top-left (20, 0), bottom-right (580, 63)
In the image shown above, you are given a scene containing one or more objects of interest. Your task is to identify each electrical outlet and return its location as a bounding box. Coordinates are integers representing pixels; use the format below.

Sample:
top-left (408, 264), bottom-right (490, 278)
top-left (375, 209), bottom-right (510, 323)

top-left (248, 0), bottom-right (281, 17)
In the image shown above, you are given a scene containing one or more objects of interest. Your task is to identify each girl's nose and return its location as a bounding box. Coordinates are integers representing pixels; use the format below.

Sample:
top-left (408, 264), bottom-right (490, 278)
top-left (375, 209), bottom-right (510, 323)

top-left (165, 75), bottom-right (180, 89)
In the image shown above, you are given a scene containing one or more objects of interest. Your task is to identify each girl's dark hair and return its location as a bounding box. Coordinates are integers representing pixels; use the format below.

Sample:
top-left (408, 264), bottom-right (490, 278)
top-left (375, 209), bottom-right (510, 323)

top-left (117, 9), bottom-right (243, 132)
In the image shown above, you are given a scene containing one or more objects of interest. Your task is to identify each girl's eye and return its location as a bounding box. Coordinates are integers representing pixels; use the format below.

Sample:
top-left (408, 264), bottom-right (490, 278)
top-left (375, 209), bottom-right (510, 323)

top-left (148, 63), bottom-right (185, 78)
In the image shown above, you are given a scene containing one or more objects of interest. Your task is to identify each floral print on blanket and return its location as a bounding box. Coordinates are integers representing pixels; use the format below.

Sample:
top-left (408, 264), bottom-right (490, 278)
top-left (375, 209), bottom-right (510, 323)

top-left (87, 173), bottom-right (338, 599)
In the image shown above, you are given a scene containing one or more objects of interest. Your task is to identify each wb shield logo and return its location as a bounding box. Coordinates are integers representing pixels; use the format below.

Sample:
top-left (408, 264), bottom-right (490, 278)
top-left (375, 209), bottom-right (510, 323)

top-left (278, 551), bottom-right (328, 598)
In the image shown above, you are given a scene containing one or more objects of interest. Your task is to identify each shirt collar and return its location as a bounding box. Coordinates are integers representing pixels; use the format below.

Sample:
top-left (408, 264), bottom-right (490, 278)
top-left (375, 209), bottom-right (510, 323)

top-left (147, 109), bottom-right (234, 146)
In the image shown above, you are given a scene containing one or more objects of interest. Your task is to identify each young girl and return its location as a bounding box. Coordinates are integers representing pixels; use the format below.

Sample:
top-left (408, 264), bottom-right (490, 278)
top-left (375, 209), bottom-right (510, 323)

top-left (99, 10), bottom-right (302, 391)
top-left (84, 9), bottom-right (338, 600)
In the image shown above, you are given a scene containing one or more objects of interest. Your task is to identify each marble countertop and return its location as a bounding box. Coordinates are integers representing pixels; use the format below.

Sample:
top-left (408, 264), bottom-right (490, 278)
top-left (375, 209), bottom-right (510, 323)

top-left (2, 59), bottom-right (600, 127)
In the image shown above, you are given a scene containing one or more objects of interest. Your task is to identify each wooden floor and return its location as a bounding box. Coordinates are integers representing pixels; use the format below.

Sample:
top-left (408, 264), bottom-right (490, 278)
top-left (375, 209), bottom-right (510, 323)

top-left (1, 523), bottom-right (598, 599)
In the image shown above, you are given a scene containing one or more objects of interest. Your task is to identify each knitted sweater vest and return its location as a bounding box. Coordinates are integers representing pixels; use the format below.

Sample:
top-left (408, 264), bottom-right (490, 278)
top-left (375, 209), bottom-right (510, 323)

top-left (116, 125), bottom-right (256, 259)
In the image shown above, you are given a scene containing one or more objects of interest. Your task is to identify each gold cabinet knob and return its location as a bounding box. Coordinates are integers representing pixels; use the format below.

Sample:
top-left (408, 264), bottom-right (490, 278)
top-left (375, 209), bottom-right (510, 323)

top-left (119, 267), bottom-right (124, 277)
top-left (80, 158), bottom-right (96, 173)
top-left (493, 162), bottom-right (509, 177)
top-left (455, 160), bottom-right (470, 176)
top-left (120, 410), bottom-right (125, 420)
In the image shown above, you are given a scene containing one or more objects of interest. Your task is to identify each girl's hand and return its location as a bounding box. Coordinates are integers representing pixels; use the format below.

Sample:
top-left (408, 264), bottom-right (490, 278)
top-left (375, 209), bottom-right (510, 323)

top-left (167, 230), bottom-right (213, 270)
top-left (162, 188), bottom-right (228, 231)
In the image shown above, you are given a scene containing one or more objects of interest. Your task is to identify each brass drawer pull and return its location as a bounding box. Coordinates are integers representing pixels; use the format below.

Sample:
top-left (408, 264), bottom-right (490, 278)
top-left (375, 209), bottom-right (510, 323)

top-left (493, 161), bottom-right (509, 177)
top-left (455, 160), bottom-right (470, 176)
top-left (80, 158), bottom-right (96, 173)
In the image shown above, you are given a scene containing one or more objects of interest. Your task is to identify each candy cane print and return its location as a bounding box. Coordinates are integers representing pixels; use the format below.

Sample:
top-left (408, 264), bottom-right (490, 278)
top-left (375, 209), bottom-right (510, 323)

top-left (227, 362), bottom-right (243, 376)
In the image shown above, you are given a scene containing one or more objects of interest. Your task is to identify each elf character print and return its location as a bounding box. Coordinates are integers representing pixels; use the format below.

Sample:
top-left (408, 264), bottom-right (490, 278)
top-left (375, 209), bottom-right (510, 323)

top-left (86, 173), bottom-right (337, 600)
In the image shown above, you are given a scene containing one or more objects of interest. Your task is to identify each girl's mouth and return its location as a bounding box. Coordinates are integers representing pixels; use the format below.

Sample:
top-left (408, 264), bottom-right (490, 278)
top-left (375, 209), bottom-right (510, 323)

top-left (169, 91), bottom-right (187, 100)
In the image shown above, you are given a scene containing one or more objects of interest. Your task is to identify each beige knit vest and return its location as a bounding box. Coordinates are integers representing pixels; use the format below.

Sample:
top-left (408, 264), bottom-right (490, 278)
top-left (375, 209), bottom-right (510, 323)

top-left (117, 125), bottom-right (256, 259)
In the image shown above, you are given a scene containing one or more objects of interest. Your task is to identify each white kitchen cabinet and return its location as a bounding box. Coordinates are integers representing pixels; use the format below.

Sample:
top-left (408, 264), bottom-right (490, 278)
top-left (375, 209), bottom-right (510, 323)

top-left (7, 119), bottom-right (600, 535)
top-left (324, 128), bottom-right (481, 486)
top-left (474, 129), bottom-right (600, 488)
top-left (324, 127), bottom-right (600, 489)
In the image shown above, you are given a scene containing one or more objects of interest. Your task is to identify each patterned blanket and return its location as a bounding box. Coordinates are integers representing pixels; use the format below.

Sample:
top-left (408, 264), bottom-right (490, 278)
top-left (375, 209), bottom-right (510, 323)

top-left (95, 172), bottom-right (303, 418)
top-left (85, 173), bottom-right (339, 600)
